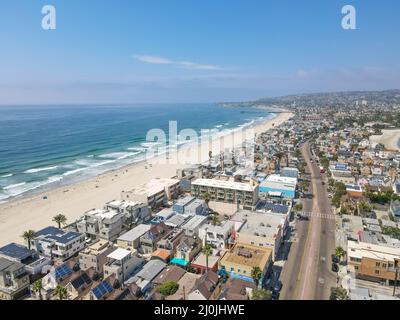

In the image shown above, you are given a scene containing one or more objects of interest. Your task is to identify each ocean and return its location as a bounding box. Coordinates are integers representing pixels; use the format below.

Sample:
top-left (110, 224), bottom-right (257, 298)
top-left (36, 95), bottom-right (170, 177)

top-left (0, 103), bottom-right (273, 203)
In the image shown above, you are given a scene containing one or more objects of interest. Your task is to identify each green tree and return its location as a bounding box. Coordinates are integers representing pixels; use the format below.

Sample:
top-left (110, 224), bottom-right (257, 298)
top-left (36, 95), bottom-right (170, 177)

top-left (156, 281), bottom-right (179, 297)
top-left (330, 287), bottom-right (348, 300)
top-left (52, 214), bottom-right (67, 229)
top-left (202, 192), bottom-right (211, 208)
top-left (209, 213), bottom-right (220, 226)
top-left (251, 267), bottom-right (262, 288)
top-left (335, 246), bottom-right (346, 262)
top-left (21, 230), bottom-right (35, 250)
top-left (251, 288), bottom-right (272, 300)
top-left (202, 244), bottom-right (213, 271)
top-left (293, 203), bottom-right (303, 212)
top-left (32, 280), bottom-right (43, 300)
top-left (54, 285), bottom-right (68, 300)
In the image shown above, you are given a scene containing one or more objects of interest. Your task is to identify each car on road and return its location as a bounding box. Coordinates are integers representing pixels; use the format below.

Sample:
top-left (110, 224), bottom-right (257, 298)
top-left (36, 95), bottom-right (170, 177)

top-left (271, 290), bottom-right (280, 300)
top-left (332, 263), bottom-right (339, 273)
top-left (321, 181), bottom-right (325, 185)
top-left (273, 281), bottom-right (283, 292)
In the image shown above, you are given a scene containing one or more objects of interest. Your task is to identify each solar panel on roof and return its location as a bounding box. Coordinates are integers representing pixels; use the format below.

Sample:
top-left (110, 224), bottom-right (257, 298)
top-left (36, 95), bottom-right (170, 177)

top-left (55, 264), bottom-right (73, 279)
top-left (92, 281), bottom-right (113, 299)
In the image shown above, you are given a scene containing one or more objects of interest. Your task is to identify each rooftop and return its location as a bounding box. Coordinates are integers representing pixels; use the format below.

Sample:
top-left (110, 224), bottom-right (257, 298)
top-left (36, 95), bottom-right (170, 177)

top-left (107, 248), bottom-right (131, 261)
top-left (220, 243), bottom-right (272, 269)
top-left (192, 178), bottom-right (257, 192)
top-left (117, 224), bottom-right (152, 242)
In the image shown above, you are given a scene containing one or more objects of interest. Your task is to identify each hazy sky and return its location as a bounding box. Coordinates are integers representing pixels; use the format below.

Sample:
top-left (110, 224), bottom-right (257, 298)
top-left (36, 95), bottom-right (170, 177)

top-left (0, 0), bottom-right (399, 104)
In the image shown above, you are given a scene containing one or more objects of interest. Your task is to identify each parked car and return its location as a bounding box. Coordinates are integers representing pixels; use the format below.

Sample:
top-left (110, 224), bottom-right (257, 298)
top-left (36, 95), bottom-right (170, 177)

top-left (273, 281), bottom-right (283, 292)
top-left (331, 255), bottom-right (339, 264)
top-left (271, 290), bottom-right (280, 300)
top-left (332, 263), bottom-right (339, 273)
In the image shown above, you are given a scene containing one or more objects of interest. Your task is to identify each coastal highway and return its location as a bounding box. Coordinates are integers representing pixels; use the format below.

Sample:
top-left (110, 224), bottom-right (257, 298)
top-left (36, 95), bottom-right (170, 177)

top-left (280, 141), bottom-right (336, 300)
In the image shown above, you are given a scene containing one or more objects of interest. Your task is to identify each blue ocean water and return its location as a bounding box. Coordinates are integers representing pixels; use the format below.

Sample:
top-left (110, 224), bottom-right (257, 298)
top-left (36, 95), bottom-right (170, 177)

top-left (0, 103), bottom-right (273, 202)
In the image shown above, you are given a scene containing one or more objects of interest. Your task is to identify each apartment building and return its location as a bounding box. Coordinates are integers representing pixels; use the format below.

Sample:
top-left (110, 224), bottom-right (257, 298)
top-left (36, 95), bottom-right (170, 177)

top-left (121, 178), bottom-right (180, 209)
top-left (76, 208), bottom-right (125, 242)
top-left (116, 224), bottom-right (152, 250)
top-left (31, 227), bottom-right (85, 261)
top-left (105, 200), bottom-right (151, 225)
top-left (79, 240), bottom-right (115, 273)
top-left (191, 178), bottom-right (259, 210)
top-left (219, 243), bottom-right (273, 287)
top-left (0, 258), bottom-right (30, 300)
top-left (0, 242), bottom-right (50, 277)
top-left (103, 248), bottom-right (144, 285)
top-left (198, 221), bottom-right (236, 249)
top-left (139, 223), bottom-right (172, 254)
top-left (347, 240), bottom-right (400, 284)
top-left (231, 210), bottom-right (286, 259)
top-left (156, 228), bottom-right (185, 255)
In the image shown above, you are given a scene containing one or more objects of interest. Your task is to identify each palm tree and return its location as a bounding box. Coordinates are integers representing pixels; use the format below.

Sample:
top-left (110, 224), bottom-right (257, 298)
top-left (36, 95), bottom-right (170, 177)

top-left (54, 284), bottom-right (68, 300)
top-left (335, 246), bottom-right (346, 263)
top-left (21, 230), bottom-right (35, 250)
top-left (32, 279), bottom-right (43, 300)
top-left (52, 214), bottom-right (67, 229)
top-left (251, 267), bottom-right (262, 288)
top-left (202, 244), bottom-right (212, 272)
top-left (202, 192), bottom-right (211, 210)
top-left (209, 213), bottom-right (220, 226)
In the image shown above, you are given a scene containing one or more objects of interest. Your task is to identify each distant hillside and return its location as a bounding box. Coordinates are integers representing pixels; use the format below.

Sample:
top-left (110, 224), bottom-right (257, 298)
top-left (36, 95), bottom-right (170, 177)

top-left (255, 90), bottom-right (400, 108)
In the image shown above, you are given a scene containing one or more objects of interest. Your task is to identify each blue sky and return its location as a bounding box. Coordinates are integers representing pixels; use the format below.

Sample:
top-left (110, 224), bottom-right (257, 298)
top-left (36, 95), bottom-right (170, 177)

top-left (0, 0), bottom-right (399, 104)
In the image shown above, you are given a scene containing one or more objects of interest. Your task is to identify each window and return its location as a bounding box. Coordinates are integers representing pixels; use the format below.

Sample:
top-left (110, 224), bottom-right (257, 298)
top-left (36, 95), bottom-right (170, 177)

top-left (382, 263), bottom-right (387, 268)
top-left (375, 270), bottom-right (380, 275)
top-left (230, 267), bottom-right (234, 272)
top-left (376, 262), bottom-right (381, 267)
top-left (354, 266), bottom-right (358, 270)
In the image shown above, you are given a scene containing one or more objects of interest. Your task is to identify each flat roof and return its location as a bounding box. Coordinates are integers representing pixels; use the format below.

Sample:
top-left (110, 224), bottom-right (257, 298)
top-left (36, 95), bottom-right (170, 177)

top-left (107, 248), bottom-right (131, 261)
top-left (264, 174), bottom-right (297, 185)
top-left (0, 243), bottom-right (34, 261)
top-left (220, 243), bottom-right (272, 269)
top-left (192, 178), bottom-right (256, 192)
top-left (117, 224), bottom-right (152, 242)
top-left (348, 240), bottom-right (400, 262)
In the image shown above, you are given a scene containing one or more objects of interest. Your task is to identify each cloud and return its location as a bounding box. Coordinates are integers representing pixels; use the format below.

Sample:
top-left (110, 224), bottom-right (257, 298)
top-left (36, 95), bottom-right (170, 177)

top-left (133, 54), bottom-right (221, 70)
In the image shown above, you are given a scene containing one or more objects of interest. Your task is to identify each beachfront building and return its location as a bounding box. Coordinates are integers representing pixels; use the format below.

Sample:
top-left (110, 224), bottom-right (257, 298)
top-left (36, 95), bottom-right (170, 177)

top-left (121, 178), bottom-right (180, 209)
top-left (0, 242), bottom-right (50, 277)
top-left (104, 200), bottom-right (151, 226)
top-left (78, 240), bottom-right (115, 274)
top-left (191, 178), bottom-right (259, 210)
top-left (116, 224), bottom-right (152, 251)
top-left (31, 227), bottom-right (85, 261)
top-left (76, 209), bottom-right (125, 242)
top-left (103, 248), bottom-right (144, 285)
top-left (259, 174), bottom-right (297, 203)
top-left (0, 258), bottom-right (30, 300)
top-left (230, 210), bottom-right (287, 259)
top-left (347, 240), bottom-right (400, 284)
top-left (218, 243), bottom-right (273, 287)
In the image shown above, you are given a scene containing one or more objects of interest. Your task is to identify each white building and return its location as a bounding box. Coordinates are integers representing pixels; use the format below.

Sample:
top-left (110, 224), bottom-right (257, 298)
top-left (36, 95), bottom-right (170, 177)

top-left (76, 208), bottom-right (125, 242)
top-left (32, 227), bottom-right (85, 261)
top-left (191, 178), bottom-right (259, 210)
top-left (121, 178), bottom-right (180, 209)
top-left (198, 221), bottom-right (236, 249)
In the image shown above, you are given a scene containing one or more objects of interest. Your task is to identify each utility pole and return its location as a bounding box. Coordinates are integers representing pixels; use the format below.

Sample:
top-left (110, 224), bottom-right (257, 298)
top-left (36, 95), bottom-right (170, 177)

top-left (393, 261), bottom-right (399, 297)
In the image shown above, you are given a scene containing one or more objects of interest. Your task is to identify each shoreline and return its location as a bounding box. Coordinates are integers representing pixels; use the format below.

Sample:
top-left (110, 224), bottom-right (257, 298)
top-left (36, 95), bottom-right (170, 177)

top-left (0, 111), bottom-right (293, 245)
top-left (369, 129), bottom-right (400, 151)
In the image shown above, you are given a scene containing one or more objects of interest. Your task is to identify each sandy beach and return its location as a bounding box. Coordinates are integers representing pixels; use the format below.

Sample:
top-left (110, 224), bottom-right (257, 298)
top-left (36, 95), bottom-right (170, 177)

top-left (369, 129), bottom-right (400, 151)
top-left (0, 111), bottom-right (293, 246)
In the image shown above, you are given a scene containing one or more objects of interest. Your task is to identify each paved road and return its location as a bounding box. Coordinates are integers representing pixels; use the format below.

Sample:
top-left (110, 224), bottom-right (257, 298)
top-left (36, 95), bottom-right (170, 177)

top-left (280, 141), bottom-right (336, 300)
